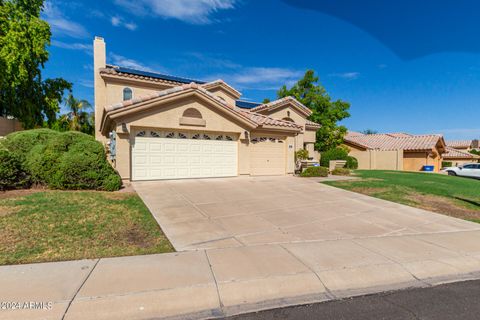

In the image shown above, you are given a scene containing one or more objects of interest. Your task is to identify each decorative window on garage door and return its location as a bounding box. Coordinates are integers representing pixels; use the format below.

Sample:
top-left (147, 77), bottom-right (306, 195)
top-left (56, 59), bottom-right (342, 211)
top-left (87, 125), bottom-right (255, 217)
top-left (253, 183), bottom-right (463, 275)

top-left (135, 130), bottom-right (236, 140)
top-left (251, 136), bottom-right (283, 144)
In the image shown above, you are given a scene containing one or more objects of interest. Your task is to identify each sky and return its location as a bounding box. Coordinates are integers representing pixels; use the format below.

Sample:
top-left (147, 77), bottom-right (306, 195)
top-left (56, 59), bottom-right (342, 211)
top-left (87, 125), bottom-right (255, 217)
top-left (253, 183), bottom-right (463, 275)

top-left (42, 0), bottom-right (480, 140)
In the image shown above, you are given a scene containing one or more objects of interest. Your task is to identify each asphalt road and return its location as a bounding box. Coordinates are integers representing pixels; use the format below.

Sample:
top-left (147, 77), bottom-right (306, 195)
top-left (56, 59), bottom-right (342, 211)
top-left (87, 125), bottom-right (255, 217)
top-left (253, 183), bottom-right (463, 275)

top-left (222, 280), bottom-right (480, 320)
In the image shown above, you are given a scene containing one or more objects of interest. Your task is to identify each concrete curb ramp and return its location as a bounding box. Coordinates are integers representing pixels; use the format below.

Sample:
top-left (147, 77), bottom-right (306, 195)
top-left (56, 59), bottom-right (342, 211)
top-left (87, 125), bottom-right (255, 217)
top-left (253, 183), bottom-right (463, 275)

top-left (2, 230), bottom-right (480, 320)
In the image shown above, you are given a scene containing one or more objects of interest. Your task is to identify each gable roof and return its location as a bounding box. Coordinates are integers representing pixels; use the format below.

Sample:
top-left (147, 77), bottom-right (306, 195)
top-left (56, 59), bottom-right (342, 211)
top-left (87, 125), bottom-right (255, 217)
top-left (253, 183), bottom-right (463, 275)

top-left (251, 96), bottom-right (313, 117)
top-left (101, 82), bottom-right (302, 134)
top-left (100, 65), bottom-right (206, 85)
top-left (446, 140), bottom-right (473, 149)
top-left (201, 80), bottom-right (241, 99)
top-left (443, 146), bottom-right (480, 159)
top-left (305, 119), bottom-right (321, 129)
top-left (344, 132), bottom-right (446, 152)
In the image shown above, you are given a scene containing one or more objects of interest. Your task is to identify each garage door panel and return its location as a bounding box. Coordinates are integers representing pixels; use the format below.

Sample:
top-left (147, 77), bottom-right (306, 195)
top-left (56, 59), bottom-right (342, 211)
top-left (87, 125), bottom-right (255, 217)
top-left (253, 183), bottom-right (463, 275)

top-left (250, 136), bottom-right (286, 176)
top-left (132, 132), bottom-right (238, 181)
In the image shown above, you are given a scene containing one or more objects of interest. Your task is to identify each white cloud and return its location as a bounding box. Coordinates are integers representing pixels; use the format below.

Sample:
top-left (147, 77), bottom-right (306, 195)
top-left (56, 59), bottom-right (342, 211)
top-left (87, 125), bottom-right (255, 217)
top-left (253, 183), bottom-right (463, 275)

top-left (43, 1), bottom-right (88, 38)
top-left (110, 53), bottom-right (154, 72)
top-left (210, 67), bottom-right (303, 91)
top-left (51, 40), bottom-right (92, 54)
top-left (114, 0), bottom-right (237, 24)
top-left (110, 15), bottom-right (138, 31)
top-left (329, 72), bottom-right (360, 80)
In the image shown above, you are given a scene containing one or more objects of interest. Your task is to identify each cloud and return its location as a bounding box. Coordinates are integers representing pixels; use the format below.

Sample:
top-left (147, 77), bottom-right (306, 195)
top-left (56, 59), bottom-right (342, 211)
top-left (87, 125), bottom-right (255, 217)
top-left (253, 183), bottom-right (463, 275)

top-left (211, 67), bottom-right (303, 91)
top-left (109, 53), bottom-right (155, 72)
top-left (43, 1), bottom-right (88, 38)
top-left (78, 79), bottom-right (94, 88)
top-left (111, 16), bottom-right (138, 30)
top-left (51, 40), bottom-right (92, 54)
top-left (329, 72), bottom-right (360, 80)
top-left (114, 0), bottom-right (237, 24)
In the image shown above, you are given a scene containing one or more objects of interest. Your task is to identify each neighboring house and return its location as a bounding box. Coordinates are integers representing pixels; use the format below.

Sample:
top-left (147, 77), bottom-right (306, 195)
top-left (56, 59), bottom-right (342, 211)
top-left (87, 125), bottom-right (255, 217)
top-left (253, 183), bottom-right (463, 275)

top-left (443, 146), bottom-right (480, 167)
top-left (0, 117), bottom-right (22, 137)
top-left (446, 140), bottom-right (474, 152)
top-left (93, 37), bottom-right (320, 181)
top-left (344, 132), bottom-right (446, 172)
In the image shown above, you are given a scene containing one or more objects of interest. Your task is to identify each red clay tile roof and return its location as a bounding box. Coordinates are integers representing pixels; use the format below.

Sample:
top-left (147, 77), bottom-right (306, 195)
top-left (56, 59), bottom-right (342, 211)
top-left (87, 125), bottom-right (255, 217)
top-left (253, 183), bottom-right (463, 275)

top-left (446, 140), bottom-right (473, 149)
top-left (104, 82), bottom-right (302, 131)
top-left (344, 132), bottom-right (445, 151)
top-left (305, 119), bottom-right (321, 129)
top-left (443, 146), bottom-right (480, 159)
top-left (251, 96), bottom-right (312, 117)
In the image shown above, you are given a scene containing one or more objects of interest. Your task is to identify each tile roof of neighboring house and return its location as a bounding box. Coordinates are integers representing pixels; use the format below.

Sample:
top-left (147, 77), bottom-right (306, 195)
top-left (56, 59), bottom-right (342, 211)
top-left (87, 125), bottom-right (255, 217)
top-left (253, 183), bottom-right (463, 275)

top-left (235, 100), bottom-right (261, 109)
top-left (386, 132), bottom-right (413, 138)
top-left (446, 140), bottom-right (473, 149)
top-left (443, 146), bottom-right (480, 159)
top-left (104, 82), bottom-right (302, 131)
top-left (305, 119), bottom-right (321, 129)
top-left (251, 96), bottom-right (312, 116)
top-left (344, 132), bottom-right (445, 151)
top-left (100, 65), bottom-right (206, 85)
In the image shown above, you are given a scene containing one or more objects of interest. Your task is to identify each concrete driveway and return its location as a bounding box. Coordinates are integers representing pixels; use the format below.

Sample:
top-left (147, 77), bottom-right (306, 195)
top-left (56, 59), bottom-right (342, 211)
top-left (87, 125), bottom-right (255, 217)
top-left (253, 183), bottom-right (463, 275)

top-left (133, 176), bottom-right (478, 251)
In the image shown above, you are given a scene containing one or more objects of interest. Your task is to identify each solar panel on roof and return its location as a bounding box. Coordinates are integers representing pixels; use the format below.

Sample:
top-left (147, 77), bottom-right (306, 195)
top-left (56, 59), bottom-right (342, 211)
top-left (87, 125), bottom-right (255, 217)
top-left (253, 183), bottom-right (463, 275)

top-left (235, 100), bottom-right (261, 109)
top-left (113, 66), bottom-right (206, 84)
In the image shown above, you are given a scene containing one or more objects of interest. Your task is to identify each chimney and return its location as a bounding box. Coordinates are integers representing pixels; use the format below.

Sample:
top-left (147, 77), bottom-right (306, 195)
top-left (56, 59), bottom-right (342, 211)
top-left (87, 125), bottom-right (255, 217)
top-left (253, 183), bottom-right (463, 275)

top-left (94, 37), bottom-right (106, 140)
top-left (473, 139), bottom-right (479, 149)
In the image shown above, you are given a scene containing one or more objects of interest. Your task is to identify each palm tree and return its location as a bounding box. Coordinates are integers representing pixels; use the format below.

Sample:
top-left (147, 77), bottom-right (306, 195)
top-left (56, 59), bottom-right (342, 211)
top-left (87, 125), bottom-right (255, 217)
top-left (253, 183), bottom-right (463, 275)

top-left (64, 94), bottom-right (93, 133)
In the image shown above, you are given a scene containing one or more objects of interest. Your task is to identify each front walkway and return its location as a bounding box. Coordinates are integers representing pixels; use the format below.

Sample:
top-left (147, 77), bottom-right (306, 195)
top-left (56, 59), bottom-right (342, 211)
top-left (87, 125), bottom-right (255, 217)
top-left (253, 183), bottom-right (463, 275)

top-left (2, 177), bottom-right (480, 320)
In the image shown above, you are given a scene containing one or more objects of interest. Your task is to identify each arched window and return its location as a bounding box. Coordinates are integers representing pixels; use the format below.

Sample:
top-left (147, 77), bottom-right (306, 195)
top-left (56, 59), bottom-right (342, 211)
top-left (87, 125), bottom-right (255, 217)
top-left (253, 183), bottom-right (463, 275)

top-left (282, 117), bottom-right (295, 123)
top-left (182, 108), bottom-right (202, 119)
top-left (123, 87), bottom-right (133, 101)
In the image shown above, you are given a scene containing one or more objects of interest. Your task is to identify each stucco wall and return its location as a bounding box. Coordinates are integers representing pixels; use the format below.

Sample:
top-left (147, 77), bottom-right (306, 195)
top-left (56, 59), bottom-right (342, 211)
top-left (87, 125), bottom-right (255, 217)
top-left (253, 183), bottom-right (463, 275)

top-left (0, 117), bottom-right (22, 136)
top-left (346, 144), bottom-right (404, 170)
top-left (105, 81), bottom-right (171, 107)
top-left (403, 151), bottom-right (442, 172)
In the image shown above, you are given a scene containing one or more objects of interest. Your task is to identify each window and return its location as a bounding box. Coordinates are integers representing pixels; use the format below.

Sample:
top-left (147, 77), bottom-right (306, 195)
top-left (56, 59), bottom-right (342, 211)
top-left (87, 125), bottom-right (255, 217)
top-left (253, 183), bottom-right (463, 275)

top-left (225, 136), bottom-right (233, 141)
top-left (269, 137), bottom-right (276, 142)
top-left (150, 131), bottom-right (160, 138)
top-left (182, 108), bottom-right (202, 119)
top-left (123, 87), bottom-right (133, 101)
top-left (178, 133), bottom-right (187, 139)
top-left (136, 131), bottom-right (146, 137)
top-left (215, 135), bottom-right (224, 140)
top-left (203, 134), bottom-right (211, 140)
top-left (165, 132), bottom-right (175, 138)
top-left (192, 134), bottom-right (201, 139)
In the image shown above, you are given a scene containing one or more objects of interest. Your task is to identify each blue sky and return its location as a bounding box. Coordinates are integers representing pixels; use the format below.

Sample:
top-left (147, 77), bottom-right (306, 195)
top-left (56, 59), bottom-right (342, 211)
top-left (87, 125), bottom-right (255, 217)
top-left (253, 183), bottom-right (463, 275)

top-left (42, 0), bottom-right (480, 140)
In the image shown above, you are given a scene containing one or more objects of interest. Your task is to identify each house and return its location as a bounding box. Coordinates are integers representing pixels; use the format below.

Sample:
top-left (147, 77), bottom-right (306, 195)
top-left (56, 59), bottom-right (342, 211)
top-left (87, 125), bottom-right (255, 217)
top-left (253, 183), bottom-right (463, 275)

top-left (443, 146), bottom-right (480, 167)
top-left (93, 37), bottom-right (320, 182)
top-left (0, 117), bottom-right (22, 137)
top-left (344, 132), bottom-right (446, 172)
top-left (446, 140), bottom-right (474, 152)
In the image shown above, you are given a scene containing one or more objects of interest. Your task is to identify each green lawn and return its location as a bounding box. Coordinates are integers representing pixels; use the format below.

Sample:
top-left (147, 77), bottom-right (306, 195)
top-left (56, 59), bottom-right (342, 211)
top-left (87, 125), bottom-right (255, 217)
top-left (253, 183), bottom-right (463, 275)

top-left (324, 170), bottom-right (480, 222)
top-left (0, 191), bottom-right (174, 265)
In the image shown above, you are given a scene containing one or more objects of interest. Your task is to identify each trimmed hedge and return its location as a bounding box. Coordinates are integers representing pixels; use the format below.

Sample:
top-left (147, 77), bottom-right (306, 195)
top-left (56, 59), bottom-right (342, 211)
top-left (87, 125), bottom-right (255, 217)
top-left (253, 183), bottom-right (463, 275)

top-left (0, 129), bottom-right (121, 191)
top-left (442, 161), bottom-right (453, 168)
top-left (320, 147), bottom-right (358, 169)
top-left (0, 150), bottom-right (30, 191)
top-left (331, 168), bottom-right (351, 176)
top-left (300, 166), bottom-right (329, 177)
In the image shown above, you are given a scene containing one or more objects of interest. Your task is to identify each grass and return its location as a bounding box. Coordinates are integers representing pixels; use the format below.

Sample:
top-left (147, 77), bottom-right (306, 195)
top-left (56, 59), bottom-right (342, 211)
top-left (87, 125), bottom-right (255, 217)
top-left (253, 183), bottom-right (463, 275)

top-left (324, 170), bottom-right (480, 221)
top-left (0, 190), bottom-right (174, 265)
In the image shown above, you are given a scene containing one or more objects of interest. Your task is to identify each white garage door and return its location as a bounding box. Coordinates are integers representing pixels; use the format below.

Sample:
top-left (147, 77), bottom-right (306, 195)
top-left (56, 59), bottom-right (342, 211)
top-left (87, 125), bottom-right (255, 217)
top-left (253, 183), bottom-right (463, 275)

top-left (132, 130), bottom-right (237, 181)
top-left (250, 136), bottom-right (286, 176)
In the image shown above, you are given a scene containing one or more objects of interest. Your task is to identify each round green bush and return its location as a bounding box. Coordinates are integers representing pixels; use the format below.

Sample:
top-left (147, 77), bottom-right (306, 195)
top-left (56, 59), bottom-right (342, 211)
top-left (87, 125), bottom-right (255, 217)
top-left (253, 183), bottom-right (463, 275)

top-left (0, 149), bottom-right (30, 191)
top-left (331, 168), bottom-right (351, 176)
top-left (2, 129), bottom-right (121, 191)
top-left (300, 166), bottom-right (329, 177)
top-left (346, 156), bottom-right (358, 169)
top-left (1, 129), bottom-right (60, 163)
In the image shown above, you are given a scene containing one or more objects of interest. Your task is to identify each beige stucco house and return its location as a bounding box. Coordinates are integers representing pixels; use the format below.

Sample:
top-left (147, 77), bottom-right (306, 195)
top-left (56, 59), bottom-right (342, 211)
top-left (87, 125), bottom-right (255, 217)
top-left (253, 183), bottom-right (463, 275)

top-left (93, 37), bottom-right (320, 181)
top-left (443, 146), bottom-right (480, 167)
top-left (0, 117), bottom-right (22, 137)
top-left (344, 132), bottom-right (446, 172)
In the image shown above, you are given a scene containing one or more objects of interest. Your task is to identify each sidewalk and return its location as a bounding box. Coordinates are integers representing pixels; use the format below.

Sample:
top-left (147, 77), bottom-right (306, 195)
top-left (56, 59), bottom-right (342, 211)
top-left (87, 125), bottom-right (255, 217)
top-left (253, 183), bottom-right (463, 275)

top-left (2, 230), bottom-right (480, 320)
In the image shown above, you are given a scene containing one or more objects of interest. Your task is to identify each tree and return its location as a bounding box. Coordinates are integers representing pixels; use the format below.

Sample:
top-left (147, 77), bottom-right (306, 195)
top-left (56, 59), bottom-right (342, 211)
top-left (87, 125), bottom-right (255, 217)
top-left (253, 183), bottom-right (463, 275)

top-left (0, 0), bottom-right (71, 128)
top-left (277, 70), bottom-right (350, 151)
top-left (262, 98), bottom-right (271, 104)
top-left (361, 129), bottom-right (378, 135)
top-left (52, 94), bottom-right (94, 135)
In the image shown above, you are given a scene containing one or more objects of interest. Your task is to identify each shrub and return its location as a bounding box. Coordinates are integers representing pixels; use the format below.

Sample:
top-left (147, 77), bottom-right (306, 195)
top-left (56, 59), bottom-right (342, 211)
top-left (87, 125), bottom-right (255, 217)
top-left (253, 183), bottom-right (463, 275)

top-left (0, 150), bottom-right (30, 191)
top-left (332, 168), bottom-right (351, 176)
top-left (442, 161), bottom-right (453, 168)
top-left (1, 129), bottom-right (60, 163)
top-left (300, 166), bottom-right (329, 177)
top-left (2, 129), bottom-right (121, 191)
top-left (346, 156), bottom-right (358, 169)
top-left (295, 149), bottom-right (309, 161)
top-left (320, 147), bottom-right (358, 169)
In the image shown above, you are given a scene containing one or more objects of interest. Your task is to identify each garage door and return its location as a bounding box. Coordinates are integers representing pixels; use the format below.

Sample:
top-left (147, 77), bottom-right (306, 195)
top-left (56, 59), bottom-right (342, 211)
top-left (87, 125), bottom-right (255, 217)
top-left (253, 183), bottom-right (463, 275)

top-left (132, 130), bottom-right (237, 181)
top-left (250, 136), bottom-right (286, 175)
